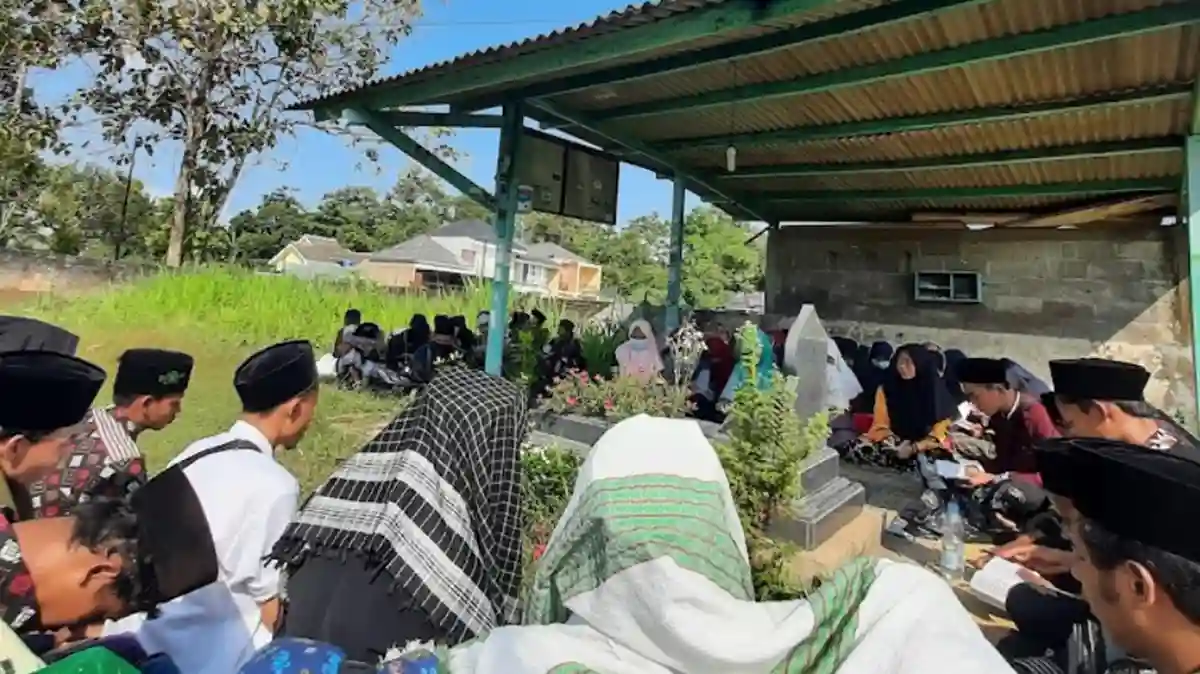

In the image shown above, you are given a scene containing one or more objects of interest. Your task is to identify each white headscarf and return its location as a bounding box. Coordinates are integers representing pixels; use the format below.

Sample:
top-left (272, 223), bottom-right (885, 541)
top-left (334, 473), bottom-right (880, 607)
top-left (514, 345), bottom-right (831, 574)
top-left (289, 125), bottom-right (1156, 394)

top-left (825, 337), bottom-right (863, 412)
top-left (616, 319), bottom-right (664, 382)
top-left (437, 415), bottom-right (1017, 674)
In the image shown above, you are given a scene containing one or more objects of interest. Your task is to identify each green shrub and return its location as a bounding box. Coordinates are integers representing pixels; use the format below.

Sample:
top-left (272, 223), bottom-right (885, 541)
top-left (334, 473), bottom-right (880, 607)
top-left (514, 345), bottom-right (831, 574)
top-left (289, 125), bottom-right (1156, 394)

top-left (716, 321), bottom-right (829, 600)
top-left (576, 322), bottom-right (623, 377)
top-left (519, 441), bottom-right (584, 585)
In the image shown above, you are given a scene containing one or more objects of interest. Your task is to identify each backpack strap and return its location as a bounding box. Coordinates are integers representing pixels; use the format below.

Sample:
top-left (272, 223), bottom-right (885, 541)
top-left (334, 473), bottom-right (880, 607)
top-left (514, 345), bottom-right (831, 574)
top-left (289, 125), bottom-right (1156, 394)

top-left (176, 438), bottom-right (263, 471)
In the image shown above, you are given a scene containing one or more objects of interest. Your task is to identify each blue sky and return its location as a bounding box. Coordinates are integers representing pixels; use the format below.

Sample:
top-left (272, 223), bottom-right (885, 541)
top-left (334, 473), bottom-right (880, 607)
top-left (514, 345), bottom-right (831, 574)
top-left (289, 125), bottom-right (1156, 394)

top-left (32, 0), bottom-right (707, 225)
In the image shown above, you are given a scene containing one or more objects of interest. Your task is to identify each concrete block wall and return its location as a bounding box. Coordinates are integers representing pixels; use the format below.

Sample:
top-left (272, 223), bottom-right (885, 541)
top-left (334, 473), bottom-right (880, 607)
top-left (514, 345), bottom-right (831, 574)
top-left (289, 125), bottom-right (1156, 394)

top-left (764, 225), bottom-right (1195, 421)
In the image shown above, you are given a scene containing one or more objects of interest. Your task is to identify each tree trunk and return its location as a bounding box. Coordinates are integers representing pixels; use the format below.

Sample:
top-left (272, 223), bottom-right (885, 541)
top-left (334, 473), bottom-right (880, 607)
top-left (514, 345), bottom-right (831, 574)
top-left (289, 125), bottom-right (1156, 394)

top-left (165, 132), bottom-right (197, 267)
top-left (165, 41), bottom-right (219, 267)
top-left (11, 63), bottom-right (27, 112)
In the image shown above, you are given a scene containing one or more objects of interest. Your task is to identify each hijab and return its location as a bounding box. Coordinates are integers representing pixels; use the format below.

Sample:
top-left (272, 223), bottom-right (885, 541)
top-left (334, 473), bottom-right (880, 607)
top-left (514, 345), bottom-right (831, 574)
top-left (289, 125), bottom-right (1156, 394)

top-left (616, 319), bottom-right (663, 382)
top-left (832, 337), bottom-right (859, 371)
top-left (269, 368), bottom-right (528, 645)
top-left (720, 328), bottom-right (775, 403)
top-left (1002, 358), bottom-right (1051, 396)
top-left (881, 343), bottom-right (959, 442)
top-left (942, 348), bottom-right (968, 404)
top-left (452, 316), bottom-right (476, 351)
top-left (406, 314), bottom-right (430, 352)
top-left (856, 341), bottom-right (894, 398)
top-left (826, 337), bottom-right (863, 412)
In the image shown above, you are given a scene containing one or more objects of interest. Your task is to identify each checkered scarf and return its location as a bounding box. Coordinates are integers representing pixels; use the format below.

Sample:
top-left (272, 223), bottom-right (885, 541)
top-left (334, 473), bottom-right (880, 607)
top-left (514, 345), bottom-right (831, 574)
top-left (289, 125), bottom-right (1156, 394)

top-left (269, 366), bottom-right (527, 645)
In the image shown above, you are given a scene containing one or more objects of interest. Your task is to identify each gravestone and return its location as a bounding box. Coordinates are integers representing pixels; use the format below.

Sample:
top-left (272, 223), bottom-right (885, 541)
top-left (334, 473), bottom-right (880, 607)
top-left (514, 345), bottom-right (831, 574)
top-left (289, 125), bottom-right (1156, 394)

top-left (782, 305), bottom-right (830, 422)
top-left (770, 304), bottom-right (866, 550)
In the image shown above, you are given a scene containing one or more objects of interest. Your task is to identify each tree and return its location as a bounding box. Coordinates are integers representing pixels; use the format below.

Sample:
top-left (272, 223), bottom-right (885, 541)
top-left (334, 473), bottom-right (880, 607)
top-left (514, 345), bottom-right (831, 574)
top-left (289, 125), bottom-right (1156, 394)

top-left (228, 189), bottom-right (312, 262)
top-left (75, 0), bottom-right (427, 266)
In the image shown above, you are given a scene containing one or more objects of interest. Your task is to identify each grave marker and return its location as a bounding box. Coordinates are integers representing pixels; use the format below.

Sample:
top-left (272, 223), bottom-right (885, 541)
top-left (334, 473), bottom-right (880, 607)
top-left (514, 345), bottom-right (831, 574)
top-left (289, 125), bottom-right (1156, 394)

top-left (783, 305), bottom-right (830, 423)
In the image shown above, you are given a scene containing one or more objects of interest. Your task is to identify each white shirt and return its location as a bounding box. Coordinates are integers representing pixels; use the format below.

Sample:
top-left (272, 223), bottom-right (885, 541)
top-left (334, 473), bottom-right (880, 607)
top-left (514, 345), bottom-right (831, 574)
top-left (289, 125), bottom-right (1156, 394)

top-left (104, 421), bottom-right (299, 674)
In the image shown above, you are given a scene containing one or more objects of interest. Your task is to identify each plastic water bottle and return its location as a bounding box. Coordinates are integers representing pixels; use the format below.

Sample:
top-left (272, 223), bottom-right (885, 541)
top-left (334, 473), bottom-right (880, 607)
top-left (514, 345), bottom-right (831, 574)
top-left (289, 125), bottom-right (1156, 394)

top-left (940, 497), bottom-right (965, 581)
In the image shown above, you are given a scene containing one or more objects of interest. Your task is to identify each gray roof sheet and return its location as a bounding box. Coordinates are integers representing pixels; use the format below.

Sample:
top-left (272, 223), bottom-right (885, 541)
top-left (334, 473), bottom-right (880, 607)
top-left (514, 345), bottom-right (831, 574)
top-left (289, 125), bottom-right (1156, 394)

top-left (370, 235), bottom-right (471, 271)
top-left (525, 241), bottom-right (593, 265)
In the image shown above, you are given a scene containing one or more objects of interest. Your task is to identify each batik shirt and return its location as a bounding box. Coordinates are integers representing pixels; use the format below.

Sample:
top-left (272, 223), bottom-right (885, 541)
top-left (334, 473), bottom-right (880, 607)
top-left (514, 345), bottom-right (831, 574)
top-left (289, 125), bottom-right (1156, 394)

top-left (27, 408), bottom-right (146, 519)
top-left (0, 512), bottom-right (40, 632)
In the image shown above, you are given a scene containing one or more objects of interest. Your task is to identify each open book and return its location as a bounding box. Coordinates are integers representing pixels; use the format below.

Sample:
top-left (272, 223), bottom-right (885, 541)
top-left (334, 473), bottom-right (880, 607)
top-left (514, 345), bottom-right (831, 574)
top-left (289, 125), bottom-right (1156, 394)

top-left (968, 557), bottom-right (1027, 610)
top-left (934, 459), bottom-right (982, 480)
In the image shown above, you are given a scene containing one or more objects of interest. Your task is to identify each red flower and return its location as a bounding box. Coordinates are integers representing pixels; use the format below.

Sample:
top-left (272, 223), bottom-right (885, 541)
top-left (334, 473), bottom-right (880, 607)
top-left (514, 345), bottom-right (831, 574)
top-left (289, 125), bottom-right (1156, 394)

top-left (8, 573), bottom-right (32, 596)
top-left (566, 396), bottom-right (578, 406)
top-left (533, 544), bottom-right (547, 561)
top-left (603, 399), bottom-right (614, 410)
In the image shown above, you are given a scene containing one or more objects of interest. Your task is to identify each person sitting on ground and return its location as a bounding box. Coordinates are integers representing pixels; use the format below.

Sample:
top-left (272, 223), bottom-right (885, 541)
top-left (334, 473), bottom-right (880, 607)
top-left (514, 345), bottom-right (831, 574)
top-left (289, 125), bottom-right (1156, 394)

top-left (452, 315), bottom-right (477, 356)
top-left (850, 341), bottom-right (893, 415)
top-left (991, 358), bottom-right (1194, 665)
top-left (27, 348), bottom-right (193, 519)
top-left (953, 357), bottom-right (1058, 536)
top-left (531, 319), bottom-right (587, 400)
top-left (354, 414), bottom-right (1017, 674)
top-left (832, 336), bottom-right (860, 376)
top-left (704, 326), bottom-right (735, 398)
top-left (1010, 436), bottom-right (1200, 674)
top-left (386, 314), bottom-right (430, 370)
top-left (336, 322), bottom-right (386, 387)
top-left (717, 325), bottom-right (777, 410)
top-left (1044, 358), bottom-right (1194, 450)
top-left (942, 349), bottom-right (967, 402)
top-left (270, 368), bottom-right (528, 663)
top-left (411, 316), bottom-right (460, 383)
top-left (530, 309), bottom-right (550, 352)
top-left (0, 351), bottom-right (108, 522)
top-left (332, 309), bottom-right (360, 359)
top-left (843, 344), bottom-right (958, 472)
top-left (615, 319), bottom-right (663, 383)
top-left (544, 319), bottom-right (585, 374)
top-left (508, 311), bottom-right (531, 342)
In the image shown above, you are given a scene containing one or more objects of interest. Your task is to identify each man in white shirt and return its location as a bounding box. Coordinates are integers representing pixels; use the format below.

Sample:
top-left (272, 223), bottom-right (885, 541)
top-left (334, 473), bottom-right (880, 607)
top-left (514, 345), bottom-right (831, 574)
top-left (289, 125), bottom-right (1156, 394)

top-left (104, 339), bottom-right (320, 673)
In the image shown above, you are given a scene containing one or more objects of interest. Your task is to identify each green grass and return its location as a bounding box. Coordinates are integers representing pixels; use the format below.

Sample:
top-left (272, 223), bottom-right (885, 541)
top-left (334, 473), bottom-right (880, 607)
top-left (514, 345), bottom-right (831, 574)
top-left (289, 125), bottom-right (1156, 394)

top-left (23, 266), bottom-right (558, 492)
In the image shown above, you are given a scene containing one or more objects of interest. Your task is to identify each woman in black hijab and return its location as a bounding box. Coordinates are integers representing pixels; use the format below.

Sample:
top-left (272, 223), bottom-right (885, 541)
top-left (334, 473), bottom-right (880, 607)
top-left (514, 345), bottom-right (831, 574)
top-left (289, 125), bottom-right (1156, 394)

top-left (942, 348), bottom-right (968, 405)
top-left (843, 343), bottom-right (958, 470)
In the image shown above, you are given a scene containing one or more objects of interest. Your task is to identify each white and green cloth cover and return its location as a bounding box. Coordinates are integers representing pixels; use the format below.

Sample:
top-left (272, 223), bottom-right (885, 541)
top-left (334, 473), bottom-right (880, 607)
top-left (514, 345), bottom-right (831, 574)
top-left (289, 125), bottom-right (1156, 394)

top-left (445, 415), bottom-right (1016, 674)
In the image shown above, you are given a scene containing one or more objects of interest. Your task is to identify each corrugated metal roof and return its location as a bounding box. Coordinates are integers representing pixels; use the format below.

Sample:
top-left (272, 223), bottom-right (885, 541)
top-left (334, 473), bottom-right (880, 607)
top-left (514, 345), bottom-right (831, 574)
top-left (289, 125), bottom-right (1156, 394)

top-left (298, 0), bottom-right (733, 111)
top-left (300, 0), bottom-right (1196, 224)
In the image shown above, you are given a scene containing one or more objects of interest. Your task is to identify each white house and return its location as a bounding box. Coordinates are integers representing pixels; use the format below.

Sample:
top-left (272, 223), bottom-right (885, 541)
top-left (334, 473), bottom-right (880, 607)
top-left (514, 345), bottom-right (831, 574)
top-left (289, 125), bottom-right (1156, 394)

top-left (267, 222), bottom-right (602, 297)
top-left (425, 219), bottom-right (561, 295)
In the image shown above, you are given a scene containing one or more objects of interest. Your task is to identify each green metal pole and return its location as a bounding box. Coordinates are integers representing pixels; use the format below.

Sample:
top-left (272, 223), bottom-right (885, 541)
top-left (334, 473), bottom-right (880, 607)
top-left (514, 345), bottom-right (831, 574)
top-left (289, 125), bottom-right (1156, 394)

top-left (666, 177), bottom-right (686, 334)
top-left (1186, 136), bottom-right (1200, 425)
top-left (485, 101), bottom-right (524, 376)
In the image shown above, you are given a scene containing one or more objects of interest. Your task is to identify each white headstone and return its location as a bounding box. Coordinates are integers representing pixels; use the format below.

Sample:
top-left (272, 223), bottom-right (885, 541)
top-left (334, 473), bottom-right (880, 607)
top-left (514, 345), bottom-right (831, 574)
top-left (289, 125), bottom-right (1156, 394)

top-left (783, 305), bottom-right (830, 423)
